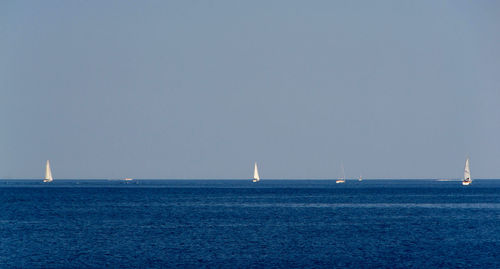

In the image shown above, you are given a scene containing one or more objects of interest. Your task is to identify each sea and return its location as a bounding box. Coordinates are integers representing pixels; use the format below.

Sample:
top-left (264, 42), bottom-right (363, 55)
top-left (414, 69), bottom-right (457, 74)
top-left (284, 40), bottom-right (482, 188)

top-left (0, 179), bottom-right (499, 268)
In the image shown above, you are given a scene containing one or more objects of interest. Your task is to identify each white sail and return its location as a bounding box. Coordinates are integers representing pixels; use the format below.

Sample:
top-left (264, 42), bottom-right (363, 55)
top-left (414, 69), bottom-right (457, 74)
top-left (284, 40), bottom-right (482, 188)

top-left (464, 157), bottom-right (471, 181)
top-left (253, 162), bottom-right (260, 182)
top-left (341, 162), bottom-right (345, 180)
top-left (336, 162), bottom-right (346, 183)
top-left (44, 160), bottom-right (53, 182)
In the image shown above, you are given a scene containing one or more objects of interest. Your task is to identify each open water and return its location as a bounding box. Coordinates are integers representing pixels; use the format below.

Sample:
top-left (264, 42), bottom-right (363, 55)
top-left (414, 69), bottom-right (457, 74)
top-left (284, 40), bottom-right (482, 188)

top-left (0, 180), bottom-right (499, 268)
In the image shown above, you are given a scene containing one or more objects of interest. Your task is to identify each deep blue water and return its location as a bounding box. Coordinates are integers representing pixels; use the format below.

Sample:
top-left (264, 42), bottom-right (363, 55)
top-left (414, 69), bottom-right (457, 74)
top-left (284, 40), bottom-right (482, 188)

top-left (1, 180), bottom-right (499, 268)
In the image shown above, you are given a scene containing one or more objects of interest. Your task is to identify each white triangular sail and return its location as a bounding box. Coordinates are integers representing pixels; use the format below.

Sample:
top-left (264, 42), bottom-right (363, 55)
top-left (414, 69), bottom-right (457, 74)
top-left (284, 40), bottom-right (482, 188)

top-left (464, 157), bottom-right (471, 182)
top-left (44, 160), bottom-right (53, 182)
top-left (253, 162), bottom-right (260, 182)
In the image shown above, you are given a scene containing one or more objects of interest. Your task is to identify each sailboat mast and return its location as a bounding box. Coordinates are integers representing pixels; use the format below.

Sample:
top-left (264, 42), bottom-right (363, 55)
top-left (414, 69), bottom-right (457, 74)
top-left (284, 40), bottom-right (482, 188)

top-left (45, 160), bottom-right (53, 182)
top-left (341, 162), bottom-right (345, 180)
top-left (253, 162), bottom-right (260, 182)
top-left (464, 157), bottom-right (471, 181)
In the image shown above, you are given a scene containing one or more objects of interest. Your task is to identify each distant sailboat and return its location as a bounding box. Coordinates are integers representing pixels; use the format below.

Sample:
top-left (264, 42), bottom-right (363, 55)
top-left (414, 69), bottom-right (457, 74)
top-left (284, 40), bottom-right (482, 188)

top-left (253, 162), bottom-right (260, 183)
top-left (43, 160), bottom-right (53, 183)
top-left (462, 157), bottom-right (472, 186)
top-left (336, 162), bottom-right (346, 184)
top-left (358, 174), bottom-right (363, 182)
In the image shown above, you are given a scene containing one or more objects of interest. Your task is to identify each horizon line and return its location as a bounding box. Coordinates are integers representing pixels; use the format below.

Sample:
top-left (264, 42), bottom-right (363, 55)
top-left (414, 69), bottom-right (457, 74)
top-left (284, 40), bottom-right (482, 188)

top-left (2, 178), bottom-right (499, 180)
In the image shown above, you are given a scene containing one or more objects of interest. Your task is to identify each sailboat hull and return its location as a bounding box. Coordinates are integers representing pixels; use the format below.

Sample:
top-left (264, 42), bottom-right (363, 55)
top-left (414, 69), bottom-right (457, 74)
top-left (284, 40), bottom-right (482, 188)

top-left (252, 179), bottom-right (259, 183)
top-left (43, 179), bottom-right (52, 183)
top-left (336, 180), bottom-right (345, 184)
top-left (462, 181), bottom-right (471, 186)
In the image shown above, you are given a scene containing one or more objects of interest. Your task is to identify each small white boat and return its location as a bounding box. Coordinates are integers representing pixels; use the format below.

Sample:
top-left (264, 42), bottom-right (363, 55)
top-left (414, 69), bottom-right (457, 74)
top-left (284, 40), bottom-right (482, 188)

top-left (358, 174), bottom-right (363, 182)
top-left (462, 157), bottom-right (472, 186)
top-left (253, 162), bottom-right (260, 183)
top-left (124, 178), bottom-right (133, 181)
top-left (336, 162), bottom-right (346, 184)
top-left (43, 160), bottom-right (53, 183)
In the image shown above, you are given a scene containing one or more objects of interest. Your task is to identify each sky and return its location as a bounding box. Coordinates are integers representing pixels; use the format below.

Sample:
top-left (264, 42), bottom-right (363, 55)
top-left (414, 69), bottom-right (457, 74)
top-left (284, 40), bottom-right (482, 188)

top-left (1, 1), bottom-right (499, 179)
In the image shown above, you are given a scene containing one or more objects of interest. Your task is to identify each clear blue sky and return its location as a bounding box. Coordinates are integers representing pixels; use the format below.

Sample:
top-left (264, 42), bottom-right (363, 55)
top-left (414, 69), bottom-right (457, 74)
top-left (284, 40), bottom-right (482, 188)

top-left (1, 1), bottom-right (499, 179)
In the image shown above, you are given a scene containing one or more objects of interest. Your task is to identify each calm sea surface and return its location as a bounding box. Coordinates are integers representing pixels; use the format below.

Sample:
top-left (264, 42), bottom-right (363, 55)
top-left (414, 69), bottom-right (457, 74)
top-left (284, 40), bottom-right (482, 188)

top-left (0, 180), bottom-right (499, 268)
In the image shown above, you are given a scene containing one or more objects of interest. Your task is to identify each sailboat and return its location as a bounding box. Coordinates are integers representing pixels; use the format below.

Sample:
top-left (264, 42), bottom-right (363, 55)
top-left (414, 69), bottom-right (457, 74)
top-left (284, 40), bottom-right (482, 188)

top-left (462, 157), bottom-right (472, 186)
top-left (358, 174), bottom-right (363, 182)
top-left (336, 162), bottom-right (346, 184)
top-left (253, 162), bottom-right (260, 183)
top-left (43, 160), bottom-right (53, 183)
